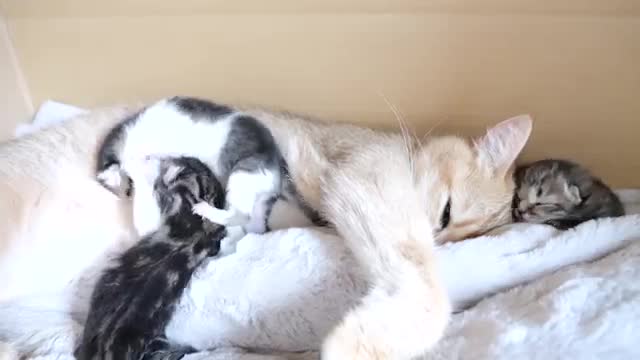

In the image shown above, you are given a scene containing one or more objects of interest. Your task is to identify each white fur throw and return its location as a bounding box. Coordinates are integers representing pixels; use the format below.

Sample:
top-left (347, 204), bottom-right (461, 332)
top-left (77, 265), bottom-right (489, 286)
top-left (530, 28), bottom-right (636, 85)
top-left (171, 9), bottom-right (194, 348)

top-left (1, 192), bottom-right (639, 360)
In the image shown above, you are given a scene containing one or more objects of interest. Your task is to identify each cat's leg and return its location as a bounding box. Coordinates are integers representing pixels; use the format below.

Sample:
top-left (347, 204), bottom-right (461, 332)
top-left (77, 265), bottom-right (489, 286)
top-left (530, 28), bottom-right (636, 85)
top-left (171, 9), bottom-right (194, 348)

top-left (218, 225), bottom-right (248, 255)
top-left (318, 161), bottom-right (451, 360)
top-left (128, 156), bottom-right (163, 237)
top-left (248, 193), bottom-right (279, 232)
top-left (224, 164), bottom-right (282, 234)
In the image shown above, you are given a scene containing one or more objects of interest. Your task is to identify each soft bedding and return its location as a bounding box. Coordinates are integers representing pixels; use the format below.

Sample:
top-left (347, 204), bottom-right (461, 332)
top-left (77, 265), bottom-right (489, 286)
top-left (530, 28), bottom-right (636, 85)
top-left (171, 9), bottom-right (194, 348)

top-left (2, 194), bottom-right (639, 360)
top-left (1, 103), bottom-right (640, 359)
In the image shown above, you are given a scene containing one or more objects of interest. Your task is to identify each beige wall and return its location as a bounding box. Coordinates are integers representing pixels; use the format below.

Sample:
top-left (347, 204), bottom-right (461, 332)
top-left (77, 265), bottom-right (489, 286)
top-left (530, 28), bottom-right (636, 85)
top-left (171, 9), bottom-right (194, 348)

top-left (2, 0), bottom-right (639, 186)
top-left (0, 10), bottom-right (31, 140)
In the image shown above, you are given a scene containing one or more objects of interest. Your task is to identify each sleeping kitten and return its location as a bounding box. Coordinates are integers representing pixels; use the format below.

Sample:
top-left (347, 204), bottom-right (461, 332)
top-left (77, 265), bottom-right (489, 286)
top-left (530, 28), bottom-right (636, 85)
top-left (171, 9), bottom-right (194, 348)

top-left (96, 96), bottom-right (319, 236)
top-left (75, 156), bottom-right (245, 360)
top-left (513, 159), bottom-right (625, 229)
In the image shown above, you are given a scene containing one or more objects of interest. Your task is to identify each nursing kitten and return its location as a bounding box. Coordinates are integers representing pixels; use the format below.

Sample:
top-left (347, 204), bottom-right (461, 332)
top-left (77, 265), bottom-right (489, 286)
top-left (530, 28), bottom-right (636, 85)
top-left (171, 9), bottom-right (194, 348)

top-left (513, 159), bottom-right (624, 229)
top-left (96, 96), bottom-right (318, 236)
top-left (75, 156), bottom-right (244, 360)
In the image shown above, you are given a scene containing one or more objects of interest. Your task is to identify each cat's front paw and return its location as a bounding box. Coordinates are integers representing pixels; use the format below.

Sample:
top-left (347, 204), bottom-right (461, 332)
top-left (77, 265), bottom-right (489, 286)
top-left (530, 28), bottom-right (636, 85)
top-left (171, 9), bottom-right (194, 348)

top-left (321, 283), bottom-right (450, 360)
top-left (321, 312), bottom-right (388, 360)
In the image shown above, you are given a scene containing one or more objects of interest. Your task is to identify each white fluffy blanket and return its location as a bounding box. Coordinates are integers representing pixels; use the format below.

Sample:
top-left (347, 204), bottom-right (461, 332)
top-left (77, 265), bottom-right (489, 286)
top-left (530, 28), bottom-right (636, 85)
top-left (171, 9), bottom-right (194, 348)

top-left (2, 103), bottom-right (640, 359)
top-left (2, 192), bottom-right (639, 360)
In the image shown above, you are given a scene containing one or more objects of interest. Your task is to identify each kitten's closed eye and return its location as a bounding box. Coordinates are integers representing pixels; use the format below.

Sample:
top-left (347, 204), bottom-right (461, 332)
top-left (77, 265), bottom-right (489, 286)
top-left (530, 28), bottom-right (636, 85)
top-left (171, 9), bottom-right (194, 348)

top-left (536, 203), bottom-right (564, 213)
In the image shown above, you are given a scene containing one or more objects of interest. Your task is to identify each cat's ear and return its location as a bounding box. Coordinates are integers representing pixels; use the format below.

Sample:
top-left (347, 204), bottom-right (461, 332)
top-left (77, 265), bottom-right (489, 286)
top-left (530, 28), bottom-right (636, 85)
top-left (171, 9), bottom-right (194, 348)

top-left (474, 114), bottom-right (533, 175)
top-left (564, 183), bottom-right (582, 204)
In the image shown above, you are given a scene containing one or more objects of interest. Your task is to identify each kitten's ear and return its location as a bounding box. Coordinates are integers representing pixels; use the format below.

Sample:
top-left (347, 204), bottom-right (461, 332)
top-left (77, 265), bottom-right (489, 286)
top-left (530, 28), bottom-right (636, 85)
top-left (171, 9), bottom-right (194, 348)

top-left (474, 114), bottom-right (533, 175)
top-left (564, 184), bottom-right (582, 204)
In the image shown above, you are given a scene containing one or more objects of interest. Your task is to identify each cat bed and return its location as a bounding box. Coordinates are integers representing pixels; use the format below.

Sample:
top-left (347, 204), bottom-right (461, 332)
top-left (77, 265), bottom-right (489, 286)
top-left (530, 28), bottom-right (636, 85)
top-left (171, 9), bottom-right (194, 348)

top-left (2, 103), bottom-right (640, 359)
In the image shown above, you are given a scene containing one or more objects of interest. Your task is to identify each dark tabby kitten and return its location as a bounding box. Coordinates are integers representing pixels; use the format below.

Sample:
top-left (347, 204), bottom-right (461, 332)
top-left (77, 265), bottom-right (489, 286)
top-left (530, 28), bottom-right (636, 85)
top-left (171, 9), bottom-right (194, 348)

top-left (75, 156), bottom-right (243, 360)
top-left (513, 159), bottom-right (625, 230)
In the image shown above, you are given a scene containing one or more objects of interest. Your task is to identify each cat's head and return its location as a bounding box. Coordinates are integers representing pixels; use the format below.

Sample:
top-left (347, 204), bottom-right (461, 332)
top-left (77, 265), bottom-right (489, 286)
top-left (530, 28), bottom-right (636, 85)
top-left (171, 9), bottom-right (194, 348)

top-left (415, 115), bottom-right (533, 244)
top-left (512, 160), bottom-right (583, 224)
top-left (148, 157), bottom-right (225, 234)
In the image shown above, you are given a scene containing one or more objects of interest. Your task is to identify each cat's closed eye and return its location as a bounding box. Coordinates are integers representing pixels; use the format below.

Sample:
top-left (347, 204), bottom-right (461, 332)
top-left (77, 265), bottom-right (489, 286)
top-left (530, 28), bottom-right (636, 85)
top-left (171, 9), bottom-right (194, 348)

top-left (440, 198), bottom-right (451, 229)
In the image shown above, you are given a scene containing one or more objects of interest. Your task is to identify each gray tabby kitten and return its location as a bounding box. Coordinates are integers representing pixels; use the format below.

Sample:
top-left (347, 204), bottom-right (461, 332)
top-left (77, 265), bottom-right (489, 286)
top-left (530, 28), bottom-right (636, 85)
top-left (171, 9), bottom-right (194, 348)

top-left (513, 159), bottom-right (625, 229)
top-left (75, 156), bottom-right (243, 360)
top-left (96, 96), bottom-right (321, 236)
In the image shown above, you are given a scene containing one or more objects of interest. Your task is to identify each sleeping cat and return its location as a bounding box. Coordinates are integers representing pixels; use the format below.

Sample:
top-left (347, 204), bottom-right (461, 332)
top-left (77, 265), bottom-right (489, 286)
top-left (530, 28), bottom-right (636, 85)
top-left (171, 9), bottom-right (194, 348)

top-left (96, 96), bottom-right (320, 236)
top-left (92, 98), bottom-right (534, 358)
top-left (75, 156), bottom-right (245, 360)
top-left (513, 159), bottom-right (625, 229)
top-left (0, 96), bottom-right (535, 359)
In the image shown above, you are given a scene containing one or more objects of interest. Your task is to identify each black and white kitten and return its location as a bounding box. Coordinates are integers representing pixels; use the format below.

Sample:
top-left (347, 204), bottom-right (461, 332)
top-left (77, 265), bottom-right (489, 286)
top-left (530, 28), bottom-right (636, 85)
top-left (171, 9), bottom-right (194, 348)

top-left (96, 96), bottom-right (319, 235)
top-left (75, 156), bottom-right (245, 360)
top-left (513, 159), bottom-right (625, 230)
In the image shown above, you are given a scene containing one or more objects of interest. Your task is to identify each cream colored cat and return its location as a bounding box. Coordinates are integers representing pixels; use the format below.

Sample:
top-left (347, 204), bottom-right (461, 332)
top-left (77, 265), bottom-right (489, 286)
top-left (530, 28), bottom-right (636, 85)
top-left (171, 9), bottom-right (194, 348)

top-left (0, 102), bottom-right (531, 359)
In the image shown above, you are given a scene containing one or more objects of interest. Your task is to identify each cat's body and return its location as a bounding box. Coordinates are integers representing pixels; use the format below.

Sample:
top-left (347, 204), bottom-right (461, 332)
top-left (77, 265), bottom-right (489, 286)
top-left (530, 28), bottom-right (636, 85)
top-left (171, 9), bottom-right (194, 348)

top-left (0, 99), bottom-right (533, 359)
top-left (75, 156), bottom-right (243, 360)
top-left (96, 96), bottom-right (319, 235)
top-left (513, 159), bottom-right (625, 230)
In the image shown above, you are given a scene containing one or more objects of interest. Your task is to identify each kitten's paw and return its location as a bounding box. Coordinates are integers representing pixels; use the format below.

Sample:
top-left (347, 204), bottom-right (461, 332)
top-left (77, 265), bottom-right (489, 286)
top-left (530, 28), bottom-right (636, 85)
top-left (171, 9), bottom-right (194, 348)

top-left (193, 202), bottom-right (250, 226)
top-left (219, 226), bottom-right (246, 255)
top-left (97, 164), bottom-right (131, 197)
top-left (192, 202), bottom-right (216, 220)
top-left (244, 216), bottom-right (268, 234)
top-left (97, 164), bottom-right (122, 189)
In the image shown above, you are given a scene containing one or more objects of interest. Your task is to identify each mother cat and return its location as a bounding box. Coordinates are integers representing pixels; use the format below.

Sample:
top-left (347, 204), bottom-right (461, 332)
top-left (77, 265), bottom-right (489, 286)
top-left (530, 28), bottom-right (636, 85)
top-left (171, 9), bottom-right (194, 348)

top-left (0, 98), bottom-right (532, 359)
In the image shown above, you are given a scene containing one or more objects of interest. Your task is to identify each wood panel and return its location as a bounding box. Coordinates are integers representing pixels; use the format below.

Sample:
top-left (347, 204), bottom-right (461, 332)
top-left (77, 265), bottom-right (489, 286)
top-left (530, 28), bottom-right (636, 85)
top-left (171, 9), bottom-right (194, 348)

top-left (0, 14), bottom-right (32, 140)
top-left (2, 0), bottom-right (640, 17)
top-left (2, 1), bottom-right (639, 186)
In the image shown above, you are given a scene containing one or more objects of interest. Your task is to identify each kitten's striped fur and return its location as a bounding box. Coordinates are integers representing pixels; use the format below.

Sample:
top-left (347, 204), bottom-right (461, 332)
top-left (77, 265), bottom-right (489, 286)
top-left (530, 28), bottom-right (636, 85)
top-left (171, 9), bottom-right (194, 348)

top-left (75, 156), bottom-right (240, 360)
top-left (513, 159), bottom-right (624, 229)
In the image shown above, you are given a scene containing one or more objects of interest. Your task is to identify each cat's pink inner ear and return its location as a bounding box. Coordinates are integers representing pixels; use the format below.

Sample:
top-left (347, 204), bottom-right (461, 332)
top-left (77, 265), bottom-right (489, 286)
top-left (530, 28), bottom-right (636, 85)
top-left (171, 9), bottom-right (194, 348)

top-left (474, 114), bottom-right (533, 175)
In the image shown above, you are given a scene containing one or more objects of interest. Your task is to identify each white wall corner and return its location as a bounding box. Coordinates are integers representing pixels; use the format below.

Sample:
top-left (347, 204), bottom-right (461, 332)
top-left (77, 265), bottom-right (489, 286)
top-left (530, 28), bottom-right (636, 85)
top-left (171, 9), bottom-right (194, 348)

top-left (0, 11), bottom-right (34, 139)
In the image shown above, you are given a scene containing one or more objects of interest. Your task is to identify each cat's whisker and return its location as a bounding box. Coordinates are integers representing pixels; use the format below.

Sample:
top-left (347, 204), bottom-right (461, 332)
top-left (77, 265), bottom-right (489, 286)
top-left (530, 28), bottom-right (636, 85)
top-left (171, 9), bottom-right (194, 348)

top-left (422, 118), bottom-right (446, 142)
top-left (377, 91), bottom-right (418, 176)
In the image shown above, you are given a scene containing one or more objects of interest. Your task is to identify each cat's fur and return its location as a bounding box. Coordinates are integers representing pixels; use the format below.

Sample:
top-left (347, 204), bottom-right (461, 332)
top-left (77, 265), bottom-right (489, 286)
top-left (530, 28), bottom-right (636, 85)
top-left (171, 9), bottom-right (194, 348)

top-left (513, 159), bottom-right (624, 230)
top-left (0, 101), bottom-right (533, 359)
top-left (75, 156), bottom-right (243, 360)
top-left (96, 96), bottom-right (318, 235)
